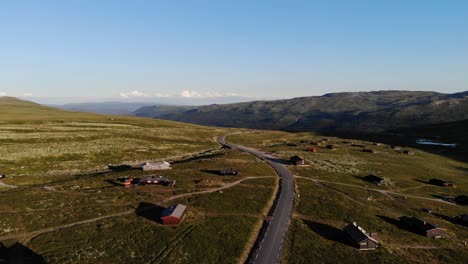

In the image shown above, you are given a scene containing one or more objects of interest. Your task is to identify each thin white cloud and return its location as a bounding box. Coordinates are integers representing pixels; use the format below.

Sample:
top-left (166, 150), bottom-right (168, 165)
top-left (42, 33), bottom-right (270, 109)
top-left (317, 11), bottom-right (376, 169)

top-left (180, 90), bottom-right (238, 98)
top-left (23, 93), bottom-right (33, 97)
top-left (119, 90), bottom-right (148, 98)
top-left (0, 92), bottom-right (6, 96)
top-left (180, 90), bottom-right (202, 98)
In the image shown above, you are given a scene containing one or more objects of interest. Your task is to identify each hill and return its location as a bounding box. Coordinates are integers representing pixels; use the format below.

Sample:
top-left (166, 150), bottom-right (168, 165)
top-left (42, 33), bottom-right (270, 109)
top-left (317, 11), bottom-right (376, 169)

top-left (134, 91), bottom-right (468, 132)
top-left (51, 102), bottom-right (153, 115)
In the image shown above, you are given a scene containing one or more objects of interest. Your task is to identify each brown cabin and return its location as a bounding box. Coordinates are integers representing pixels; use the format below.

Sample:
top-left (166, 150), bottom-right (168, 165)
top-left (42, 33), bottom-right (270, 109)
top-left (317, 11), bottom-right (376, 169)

top-left (428, 178), bottom-right (454, 187)
top-left (161, 204), bottom-right (187, 225)
top-left (344, 222), bottom-right (380, 250)
top-left (400, 216), bottom-right (446, 238)
top-left (290, 156), bottom-right (310, 166)
top-left (305, 147), bottom-right (318, 153)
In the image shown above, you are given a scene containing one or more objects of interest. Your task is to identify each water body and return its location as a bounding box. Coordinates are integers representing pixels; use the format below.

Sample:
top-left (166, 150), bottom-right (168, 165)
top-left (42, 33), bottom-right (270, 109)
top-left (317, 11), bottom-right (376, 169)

top-left (416, 139), bottom-right (457, 147)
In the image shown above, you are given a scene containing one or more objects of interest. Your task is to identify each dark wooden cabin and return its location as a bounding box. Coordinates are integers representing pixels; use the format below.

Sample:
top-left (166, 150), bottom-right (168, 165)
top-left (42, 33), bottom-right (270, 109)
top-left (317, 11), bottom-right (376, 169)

top-left (400, 216), bottom-right (446, 238)
top-left (344, 222), bottom-right (380, 250)
top-left (428, 178), bottom-right (454, 187)
top-left (290, 156), bottom-right (310, 166)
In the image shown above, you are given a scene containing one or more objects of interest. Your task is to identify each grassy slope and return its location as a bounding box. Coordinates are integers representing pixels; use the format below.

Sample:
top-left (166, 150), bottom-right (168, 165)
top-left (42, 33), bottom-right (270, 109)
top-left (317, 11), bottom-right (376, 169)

top-left (0, 97), bottom-right (277, 263)
top-left (228, 131), bottom-right (468, 264)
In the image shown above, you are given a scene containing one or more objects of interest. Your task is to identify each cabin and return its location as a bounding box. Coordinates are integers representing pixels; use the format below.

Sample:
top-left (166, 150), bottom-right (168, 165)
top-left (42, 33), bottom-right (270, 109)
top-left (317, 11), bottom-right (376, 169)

top-left (344, 222), bottom-right (380, 250)
top-left (140, 161), bottom-right (171, 171)
top-left (391, 145), bottom-right (402, 150)
top-left (403, 150), bottom-right (415, 155)
top-left (219, 168), bottom-right (239, 176)
top-left (455, 214), bottom-right (468, 227)
top-left (138, 176), bottom-right (175, 186)
top-left (399, 216), bottom-right (446, 238)
top-left (455, 195), bottom-right (468, 205)
top-left (304, 147), bottom-right (318, 153)
top-left (428, 178), bottom-right (454, 187)
top-left (363, 175), bottom-right (387, 186)
top-left (0, 174), bottom-right (5, 179)
top-left (362, 148), bottom-right (377, 153)
top-left (373, 142), bottom-right (382, 146)
top-left (290, 156), bottom-right (310, 166)
top-left (326, 144), bottom-right (338, 150)
top-left (160, 204), bottom-right (187, 225)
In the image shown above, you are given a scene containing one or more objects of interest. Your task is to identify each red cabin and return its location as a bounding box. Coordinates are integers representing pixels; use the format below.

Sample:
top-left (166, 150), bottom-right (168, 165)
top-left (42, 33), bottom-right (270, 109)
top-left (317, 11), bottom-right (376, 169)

top-left (161, 204), bottom-right (187, 225)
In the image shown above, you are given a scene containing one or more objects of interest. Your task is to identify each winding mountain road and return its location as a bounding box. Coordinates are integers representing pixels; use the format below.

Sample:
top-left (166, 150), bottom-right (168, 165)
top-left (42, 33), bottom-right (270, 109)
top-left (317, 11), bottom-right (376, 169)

top-left (218, 136), bottom-right (295, 264)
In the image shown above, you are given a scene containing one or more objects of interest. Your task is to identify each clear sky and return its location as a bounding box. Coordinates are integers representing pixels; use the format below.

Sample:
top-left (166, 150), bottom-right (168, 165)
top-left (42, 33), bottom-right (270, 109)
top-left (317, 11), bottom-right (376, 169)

top-left (0, 0), bottom-right (467, 103)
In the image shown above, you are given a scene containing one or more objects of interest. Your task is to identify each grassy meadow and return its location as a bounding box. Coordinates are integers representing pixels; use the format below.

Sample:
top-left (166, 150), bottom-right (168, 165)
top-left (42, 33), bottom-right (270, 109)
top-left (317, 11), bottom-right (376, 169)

top-left (229, 131), bottom-right (468, 264)
top-left (0, 97), bottom-right (277, 263)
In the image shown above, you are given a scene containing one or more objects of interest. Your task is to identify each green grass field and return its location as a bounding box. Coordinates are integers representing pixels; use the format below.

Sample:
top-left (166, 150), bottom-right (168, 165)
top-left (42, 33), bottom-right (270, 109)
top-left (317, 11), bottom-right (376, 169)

top-left (229, 130), bottom-right (468, 264)
top-left (0, 98), bottom-right (277, 263)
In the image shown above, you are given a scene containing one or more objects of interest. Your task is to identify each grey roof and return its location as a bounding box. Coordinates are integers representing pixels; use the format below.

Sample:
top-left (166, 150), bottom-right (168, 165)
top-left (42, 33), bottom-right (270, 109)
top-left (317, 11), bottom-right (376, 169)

top-left (161, 204), bottom-right (187, 218)
top-left (344, 222), bottom-right (379, 244)
top-left (141, 161), bottom-right (171, 166)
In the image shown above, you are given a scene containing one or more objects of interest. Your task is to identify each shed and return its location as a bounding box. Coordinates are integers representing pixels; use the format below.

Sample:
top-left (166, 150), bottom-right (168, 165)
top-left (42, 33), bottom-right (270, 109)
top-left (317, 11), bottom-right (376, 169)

top-left (219, 168), bottom-right (239, 176)
top-left (304, 147), bottom-right (318, 153)
top-left (428, 178), bottom-right (454, 187)
top-left (161, 204), bottom-right (187, 225)
top-left (344, 222), bottom-right (380, 250)
top-left (140, 161), bottom-right (171, 171)
top-left (363, 175), bottom-right (387, 186)
top-left (290, 156), bottom-right (310, 166)
top-left (400, 216), bottom-right (446, 238)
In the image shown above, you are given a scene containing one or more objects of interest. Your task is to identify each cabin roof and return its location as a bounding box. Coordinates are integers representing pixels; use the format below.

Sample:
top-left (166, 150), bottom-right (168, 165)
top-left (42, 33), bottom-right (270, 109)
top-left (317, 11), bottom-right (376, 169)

top-left (344, 222), bottom-right (379, 244)
top-left (161, 204), bottom-right (187, 219)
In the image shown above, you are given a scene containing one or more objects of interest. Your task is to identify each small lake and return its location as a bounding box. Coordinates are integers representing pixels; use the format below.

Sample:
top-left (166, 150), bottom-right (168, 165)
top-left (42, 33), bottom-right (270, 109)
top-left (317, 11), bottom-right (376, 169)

top-left (416, 139), bottom-right (457, 147)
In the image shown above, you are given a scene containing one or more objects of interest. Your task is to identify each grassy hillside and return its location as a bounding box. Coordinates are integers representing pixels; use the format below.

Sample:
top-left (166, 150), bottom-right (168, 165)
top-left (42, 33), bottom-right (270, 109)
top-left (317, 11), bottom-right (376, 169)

top-left (228, 131), bottom-right (468, 264)
top-left (135, 91), bottom-right (468, 133)
top-left (0, 97), bottom-right (279, 263)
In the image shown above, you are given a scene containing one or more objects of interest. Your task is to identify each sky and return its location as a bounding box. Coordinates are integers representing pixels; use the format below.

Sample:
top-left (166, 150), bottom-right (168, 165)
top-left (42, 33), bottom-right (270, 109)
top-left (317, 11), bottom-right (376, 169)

top-left (0, 0), bottom-right (467, 104)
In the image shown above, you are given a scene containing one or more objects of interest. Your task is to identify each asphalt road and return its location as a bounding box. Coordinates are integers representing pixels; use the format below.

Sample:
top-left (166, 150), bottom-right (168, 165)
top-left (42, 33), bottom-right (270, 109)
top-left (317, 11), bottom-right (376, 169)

top-left (218, 136), bottom-right (295, 264)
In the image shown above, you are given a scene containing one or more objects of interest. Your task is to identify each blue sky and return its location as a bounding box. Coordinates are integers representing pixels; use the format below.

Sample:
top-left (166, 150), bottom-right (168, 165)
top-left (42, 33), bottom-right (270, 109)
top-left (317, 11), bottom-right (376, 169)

top-left (0, 0), bottom-right (467, 103)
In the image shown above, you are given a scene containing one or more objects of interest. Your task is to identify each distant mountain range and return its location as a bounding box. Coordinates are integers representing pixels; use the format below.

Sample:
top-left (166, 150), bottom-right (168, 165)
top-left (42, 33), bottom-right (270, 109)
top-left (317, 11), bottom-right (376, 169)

top-left (49, 102), bottom-right (153, 115)
top-left (134, 90), bottom-right (468, 132)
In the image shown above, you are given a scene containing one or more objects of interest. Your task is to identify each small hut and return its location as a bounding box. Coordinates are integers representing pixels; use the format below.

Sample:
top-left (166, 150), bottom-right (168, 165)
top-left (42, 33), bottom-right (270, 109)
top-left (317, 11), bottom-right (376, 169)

top-left (400, 216), bottom-right (446, 238)
top-left (305, 147), bottom-right (318, 153)
top-left (428, 178), bottom-right (454, 187)
top-left (290, 156), bottom-right (310, 166)
top-left (363, 175), bottom-right (387, 186)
